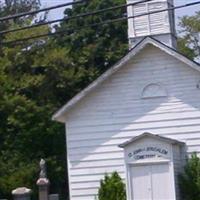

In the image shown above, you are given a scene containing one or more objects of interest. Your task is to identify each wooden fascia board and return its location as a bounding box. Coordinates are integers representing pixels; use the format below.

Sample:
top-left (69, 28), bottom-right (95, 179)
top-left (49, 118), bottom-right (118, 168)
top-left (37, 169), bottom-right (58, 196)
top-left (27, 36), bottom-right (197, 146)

top-left (52, 40), bottom-right (149, 122)
top-left (147, 38), bottom-right (200, 72)
top-left (119, 132), bottom-right (185, 148)
top-left (52, 37), bottom-right (200, 122)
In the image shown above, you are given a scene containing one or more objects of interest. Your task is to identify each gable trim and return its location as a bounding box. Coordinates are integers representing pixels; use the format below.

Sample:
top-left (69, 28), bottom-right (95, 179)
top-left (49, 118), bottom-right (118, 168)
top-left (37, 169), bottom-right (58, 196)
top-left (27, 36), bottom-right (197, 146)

top-left (52, 37), bottom-right (200, 123)
top-left (119, 132), bottom-right (185, 148)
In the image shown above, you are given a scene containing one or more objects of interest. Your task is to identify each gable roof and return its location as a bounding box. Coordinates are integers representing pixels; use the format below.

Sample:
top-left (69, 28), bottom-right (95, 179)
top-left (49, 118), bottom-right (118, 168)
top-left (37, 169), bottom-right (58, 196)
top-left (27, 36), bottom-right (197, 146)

top-left (52, 36), bottom-right (200, 123)
top-left (118, 132), bottom-right (185, 148)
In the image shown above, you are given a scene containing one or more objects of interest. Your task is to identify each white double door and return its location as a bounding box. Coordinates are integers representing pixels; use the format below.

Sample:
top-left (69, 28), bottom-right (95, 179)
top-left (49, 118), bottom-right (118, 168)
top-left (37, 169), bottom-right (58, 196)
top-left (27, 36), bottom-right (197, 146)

top-left (131, 163), bottom-right (174, 200)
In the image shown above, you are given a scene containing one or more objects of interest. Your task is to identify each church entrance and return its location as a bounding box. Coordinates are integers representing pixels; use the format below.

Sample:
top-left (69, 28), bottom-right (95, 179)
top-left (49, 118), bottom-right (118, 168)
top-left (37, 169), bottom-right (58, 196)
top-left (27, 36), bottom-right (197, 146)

top-left (130, 163), bottom-right (172, 200)
top-left (119, 132), bottom-right (186, 200)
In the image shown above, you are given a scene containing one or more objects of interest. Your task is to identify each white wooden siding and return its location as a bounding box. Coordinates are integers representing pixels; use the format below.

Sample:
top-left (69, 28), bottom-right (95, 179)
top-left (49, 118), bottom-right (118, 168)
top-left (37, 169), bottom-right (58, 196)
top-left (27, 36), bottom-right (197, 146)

top-left (65, 45), bottom-right (200, 200)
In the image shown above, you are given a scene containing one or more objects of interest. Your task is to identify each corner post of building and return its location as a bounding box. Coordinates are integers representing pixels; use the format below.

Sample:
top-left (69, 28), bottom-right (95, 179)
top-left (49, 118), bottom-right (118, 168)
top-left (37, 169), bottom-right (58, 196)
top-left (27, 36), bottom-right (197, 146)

top-left (36, 159), bottom-right (50, 200)
top-left (12, 187), bottom-right (31, 200)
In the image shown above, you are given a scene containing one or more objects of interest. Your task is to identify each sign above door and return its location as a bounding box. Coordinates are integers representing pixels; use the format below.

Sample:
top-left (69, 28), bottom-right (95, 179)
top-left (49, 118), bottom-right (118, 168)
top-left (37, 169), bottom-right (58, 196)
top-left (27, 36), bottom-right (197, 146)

top-left (119, 132), bottom-right (185, 163)
top-left (128, 145), bottom-right (169, 161)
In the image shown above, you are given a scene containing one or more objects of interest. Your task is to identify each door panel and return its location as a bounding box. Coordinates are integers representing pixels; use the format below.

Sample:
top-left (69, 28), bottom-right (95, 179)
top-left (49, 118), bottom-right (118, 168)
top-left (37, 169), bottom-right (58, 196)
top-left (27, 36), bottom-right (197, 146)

top-left (131, 163), bottom-right (173, 200)
top-left (151, 164), bottom-right (172, 200)
top-left (131, 165), bottom-right (152, 200)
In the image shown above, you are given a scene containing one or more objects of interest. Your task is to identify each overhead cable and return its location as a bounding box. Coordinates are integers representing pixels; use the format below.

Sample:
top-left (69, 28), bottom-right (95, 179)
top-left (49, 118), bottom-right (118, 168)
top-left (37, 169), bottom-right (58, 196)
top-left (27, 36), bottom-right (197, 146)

top-left (0, 0), bottom-right (154, 35)
top-left (1, 1), bottom-right (200, 46)
top-left (0, 0), bottom-right (85, 22)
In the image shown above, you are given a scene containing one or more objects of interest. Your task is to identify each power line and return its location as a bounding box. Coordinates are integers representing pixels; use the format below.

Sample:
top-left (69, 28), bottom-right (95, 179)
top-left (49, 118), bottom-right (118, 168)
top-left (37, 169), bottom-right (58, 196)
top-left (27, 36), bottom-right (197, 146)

top-left (1, 1), bottom-right (200, 46)
top-left (1, 1), bottom-right (198, 45)
top-left (0, 0), bottom-right (86, 22)
top-left (0, 0), bottom-right (154, 35)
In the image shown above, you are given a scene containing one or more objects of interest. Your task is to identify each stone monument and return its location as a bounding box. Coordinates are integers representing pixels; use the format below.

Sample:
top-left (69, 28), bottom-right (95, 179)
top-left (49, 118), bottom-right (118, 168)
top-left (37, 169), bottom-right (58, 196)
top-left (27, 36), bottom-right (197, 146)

top-left (36, 159), bottom-right (50, 200)
top-left (12, 187), bottom-right (31, 200)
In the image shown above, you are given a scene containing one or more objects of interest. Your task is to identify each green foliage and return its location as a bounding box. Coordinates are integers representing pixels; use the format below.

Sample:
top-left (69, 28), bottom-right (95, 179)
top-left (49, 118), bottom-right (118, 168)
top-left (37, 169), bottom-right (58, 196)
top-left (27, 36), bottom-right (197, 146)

top-left (54, 0), bottom-right (128, 72)
top-left (179, 154), bottom-right (200, 200)
top-left (0, 1), bottom-right (67, 199)
top-left (0, 0), bottom-right (128, 199)
top-left (177, 38), bottom-right (196, 60)
top-left (178, 11), bottom-right (200, 59)
top-left (0, 156), bottom-right (38, 199)
top-left (97, 172), bottom-right (126, 200)
top-left (0, 0), bottom-right (198, 199)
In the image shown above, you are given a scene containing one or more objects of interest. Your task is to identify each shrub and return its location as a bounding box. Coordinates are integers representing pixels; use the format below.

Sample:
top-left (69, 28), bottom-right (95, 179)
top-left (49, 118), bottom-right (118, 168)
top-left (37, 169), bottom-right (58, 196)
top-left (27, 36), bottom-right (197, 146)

top-left (97, 171), bottom-right (126, 200)
top-left (179, 154), bottom-right (200, 200)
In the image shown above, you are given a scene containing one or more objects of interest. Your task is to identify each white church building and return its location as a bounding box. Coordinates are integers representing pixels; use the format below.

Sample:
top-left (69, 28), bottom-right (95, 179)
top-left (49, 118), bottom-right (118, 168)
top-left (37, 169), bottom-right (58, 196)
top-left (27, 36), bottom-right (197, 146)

top-left (53, 0), bottom-right (200, 199)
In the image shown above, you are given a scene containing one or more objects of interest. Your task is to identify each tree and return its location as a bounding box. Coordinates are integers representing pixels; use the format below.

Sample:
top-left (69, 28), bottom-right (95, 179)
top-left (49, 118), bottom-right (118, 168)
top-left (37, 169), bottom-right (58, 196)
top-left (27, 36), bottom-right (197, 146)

top-left (97, 172), bottom-right (126, 200)
top-left (0, 1), bottom-right (68, 199)
top-left (178, 11), bottom-right (200, 60)
top-left (0, 0), bottom-right (122, 199)
top-left (0, 0), bottom-right (41, 36)
top-left (54, 0), bottom-right (128, 73)
top-left (4, 1), bottom-right (200, 200)
top-left (179, 154), bottom-right (200, 200)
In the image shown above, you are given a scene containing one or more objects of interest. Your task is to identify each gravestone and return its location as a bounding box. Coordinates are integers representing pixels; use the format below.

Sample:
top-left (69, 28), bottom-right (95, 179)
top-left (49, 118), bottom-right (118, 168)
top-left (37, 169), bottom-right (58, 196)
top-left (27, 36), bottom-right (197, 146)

top-left (12, 187), bottom-right (31, 200)
top-left (49, 194), bottom-right (59, 200)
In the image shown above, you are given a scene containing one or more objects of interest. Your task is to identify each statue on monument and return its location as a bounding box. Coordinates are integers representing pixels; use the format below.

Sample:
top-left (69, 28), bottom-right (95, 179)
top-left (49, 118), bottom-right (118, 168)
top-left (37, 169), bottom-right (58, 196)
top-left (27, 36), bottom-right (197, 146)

top-left (37, 159), bottom-right (50, 200)
top-left (39, 159), bottom-right (47, 178)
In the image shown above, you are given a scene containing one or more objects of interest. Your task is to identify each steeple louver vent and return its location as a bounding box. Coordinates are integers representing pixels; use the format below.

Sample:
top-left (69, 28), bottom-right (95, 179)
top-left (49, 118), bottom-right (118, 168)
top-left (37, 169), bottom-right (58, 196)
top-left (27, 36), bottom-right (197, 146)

top-left (127, 0), bottom-right (177, 49)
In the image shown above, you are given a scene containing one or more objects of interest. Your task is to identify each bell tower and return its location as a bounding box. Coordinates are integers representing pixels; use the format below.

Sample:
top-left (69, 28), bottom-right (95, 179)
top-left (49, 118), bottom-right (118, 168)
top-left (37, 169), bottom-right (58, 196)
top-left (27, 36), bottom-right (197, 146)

top-left (127, 0), bottom-right (177, 49)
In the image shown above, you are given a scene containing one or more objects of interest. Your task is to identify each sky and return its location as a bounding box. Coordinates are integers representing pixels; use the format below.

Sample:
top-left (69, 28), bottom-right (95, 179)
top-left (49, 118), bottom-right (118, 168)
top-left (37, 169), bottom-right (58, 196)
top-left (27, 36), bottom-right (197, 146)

top-left (40, 0), bottom-right (200, 24)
